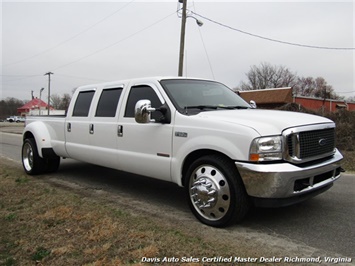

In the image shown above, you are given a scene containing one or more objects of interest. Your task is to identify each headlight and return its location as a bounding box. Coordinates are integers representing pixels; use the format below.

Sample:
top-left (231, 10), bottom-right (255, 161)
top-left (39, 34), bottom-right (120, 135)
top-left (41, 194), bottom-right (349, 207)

top-left (249, 136), bottom-right (283, 162)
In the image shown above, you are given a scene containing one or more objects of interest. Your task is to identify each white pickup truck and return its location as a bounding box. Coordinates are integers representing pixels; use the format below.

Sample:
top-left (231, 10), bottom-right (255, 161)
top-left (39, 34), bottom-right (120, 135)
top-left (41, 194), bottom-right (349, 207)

top-left (22, 77), bottom-right (343, 227)
top-left (7, 116), bottom-right (25, 123)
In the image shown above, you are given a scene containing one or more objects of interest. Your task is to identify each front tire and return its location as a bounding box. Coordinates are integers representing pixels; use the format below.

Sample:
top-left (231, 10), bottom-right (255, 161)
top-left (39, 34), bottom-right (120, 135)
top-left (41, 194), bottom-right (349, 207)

top-left (185, 155), bottom-right (250, 227)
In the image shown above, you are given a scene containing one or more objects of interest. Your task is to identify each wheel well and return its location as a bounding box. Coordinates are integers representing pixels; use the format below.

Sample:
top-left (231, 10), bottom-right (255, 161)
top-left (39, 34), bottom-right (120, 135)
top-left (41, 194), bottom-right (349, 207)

top-left (23, 131), bottom-right (34, 141)
top-left (181, 149), bottom-right (232, 187)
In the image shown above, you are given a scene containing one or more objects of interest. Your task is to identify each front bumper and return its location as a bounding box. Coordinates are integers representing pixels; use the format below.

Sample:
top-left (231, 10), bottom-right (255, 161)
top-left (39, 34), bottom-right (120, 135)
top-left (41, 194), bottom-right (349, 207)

top-left (235, 149), bottom-right (343, 205)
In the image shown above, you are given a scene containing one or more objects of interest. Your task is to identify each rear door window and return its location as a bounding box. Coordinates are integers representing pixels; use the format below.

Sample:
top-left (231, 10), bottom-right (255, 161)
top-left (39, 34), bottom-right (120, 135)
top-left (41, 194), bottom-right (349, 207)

top-left (95, 88), bottom-right (123, 117)
top-left (72, 91), bottom-right (95, 117)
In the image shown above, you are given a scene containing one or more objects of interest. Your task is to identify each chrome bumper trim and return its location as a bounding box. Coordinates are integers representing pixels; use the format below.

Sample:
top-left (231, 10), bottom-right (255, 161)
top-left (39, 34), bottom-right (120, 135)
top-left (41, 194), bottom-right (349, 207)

top-left (235, 149), bottom-right (343, 198)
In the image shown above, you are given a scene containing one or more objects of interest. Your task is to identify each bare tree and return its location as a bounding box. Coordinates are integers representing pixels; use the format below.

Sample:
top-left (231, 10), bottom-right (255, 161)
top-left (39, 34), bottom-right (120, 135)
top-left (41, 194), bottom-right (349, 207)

top-left (294, 76), bottom-right (342, 100)
top-left (58, 93), bottom-right (71, 111)
top-left (50, 93), bottom-right (72, 111)
top-left (50, 94), bottom-right (62, 109)
top-left (237, 62), bottom-right (342, 100)
top-left (0, 97), bottom-right (24, 118)
top-left (274, 67), bottom-right (297, 88)
top-left (346, 96), bottom-right (355, 103)
top-left (239, 62), bottom-right (297, 90)
top-left (293, 77), bottom-right (314, 96)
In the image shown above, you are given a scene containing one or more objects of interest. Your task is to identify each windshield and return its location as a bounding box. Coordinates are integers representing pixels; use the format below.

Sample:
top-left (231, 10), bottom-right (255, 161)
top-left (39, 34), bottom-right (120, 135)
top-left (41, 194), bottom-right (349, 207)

top-left (160, 79), bottom-right (250, 114)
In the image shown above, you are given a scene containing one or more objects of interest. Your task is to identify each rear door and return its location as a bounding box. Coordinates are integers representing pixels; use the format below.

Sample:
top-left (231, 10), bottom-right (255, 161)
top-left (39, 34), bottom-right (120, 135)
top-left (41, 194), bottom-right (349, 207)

top-left (89, 86), bottom-right (123, 169)
top-left (65, 89), bottom-right (96, 162)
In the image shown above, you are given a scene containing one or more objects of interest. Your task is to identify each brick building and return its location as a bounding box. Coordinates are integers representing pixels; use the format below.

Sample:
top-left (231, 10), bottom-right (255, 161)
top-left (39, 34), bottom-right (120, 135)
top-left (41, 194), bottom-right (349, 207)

top-left (239, 88), bottom-right (355, 112)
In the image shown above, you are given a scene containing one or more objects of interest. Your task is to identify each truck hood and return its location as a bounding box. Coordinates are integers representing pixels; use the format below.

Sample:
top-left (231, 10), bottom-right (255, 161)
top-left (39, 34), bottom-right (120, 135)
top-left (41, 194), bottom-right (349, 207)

top-left (197, 109), bottom-right (333, 136)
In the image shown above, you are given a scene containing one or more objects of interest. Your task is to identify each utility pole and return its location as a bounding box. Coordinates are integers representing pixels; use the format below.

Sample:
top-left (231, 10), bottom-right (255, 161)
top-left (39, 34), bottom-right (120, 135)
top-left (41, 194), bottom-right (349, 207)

top-left (178, 0), bottom-right (187, 77)
top-left (44, 72), bottom-right (53, 115)
top-left (39, 88), bottom-right (44, 116)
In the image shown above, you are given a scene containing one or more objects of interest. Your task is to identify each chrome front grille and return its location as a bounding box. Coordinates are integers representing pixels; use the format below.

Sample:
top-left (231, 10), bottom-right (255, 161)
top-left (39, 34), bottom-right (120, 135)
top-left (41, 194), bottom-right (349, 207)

top-left (284, 126), bottom-right (336, 164)
top-left (299, 128), bottom-right (335, 158)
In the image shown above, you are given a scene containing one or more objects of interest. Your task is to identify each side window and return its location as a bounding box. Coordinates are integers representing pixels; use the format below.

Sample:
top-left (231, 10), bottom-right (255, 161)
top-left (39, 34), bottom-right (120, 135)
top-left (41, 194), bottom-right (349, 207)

top-left (124, 85), bottom-right (162, 120)
top-left (95, 88), bottom-right (122, 117)
top-left (72, 91), bottom-right (95, 117)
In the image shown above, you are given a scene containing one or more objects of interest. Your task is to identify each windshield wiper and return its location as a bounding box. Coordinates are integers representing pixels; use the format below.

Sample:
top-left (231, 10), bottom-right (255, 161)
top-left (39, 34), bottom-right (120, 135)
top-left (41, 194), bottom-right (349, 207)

top-left (184, 105), bottom-right (249, 110)
top-left (184, 105), bottom-right (219, 110)
top-left (217, 105), bottom-right (249, 110)
top-left (183, 105), bottom-right (249, 114)
top-left (184, 105), bottom-right (218, 115)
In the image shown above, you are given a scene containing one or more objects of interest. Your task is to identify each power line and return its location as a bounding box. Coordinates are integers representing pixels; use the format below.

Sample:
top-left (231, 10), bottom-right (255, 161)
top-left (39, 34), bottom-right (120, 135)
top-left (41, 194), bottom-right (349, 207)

top-left (3, 8), bottom-right (175, 82)
top-left (52, 10), bottom-right (177, 71)
top-left (4, 1), bottom-right (135, 67)
top-left (197, 27), bottom-right (215, 79)
top-left (0, 74), bottom-right (41, 77)
top-left (191, 11), bottom-right (355, 51)
top-left (55, 74), bottom-right (107, 82)
top-left (1, 74), bottom-right (43, 82)
top-left (337, 91), bottom-right (355, 94)
top-left (191, 1), bottom-right (215, 79)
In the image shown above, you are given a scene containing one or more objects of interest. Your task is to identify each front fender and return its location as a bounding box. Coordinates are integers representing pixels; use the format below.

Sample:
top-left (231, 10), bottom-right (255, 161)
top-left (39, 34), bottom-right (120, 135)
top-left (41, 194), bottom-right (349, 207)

top-left (171, 133), bottom-right (255, 186)
top-left (23, 121), bottom-right (52, 158)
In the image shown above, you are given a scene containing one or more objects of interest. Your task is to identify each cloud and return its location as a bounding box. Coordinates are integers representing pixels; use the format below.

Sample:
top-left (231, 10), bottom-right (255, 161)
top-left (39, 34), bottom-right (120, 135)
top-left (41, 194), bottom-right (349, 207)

top-left (1, 1), bottom-right (354, 100)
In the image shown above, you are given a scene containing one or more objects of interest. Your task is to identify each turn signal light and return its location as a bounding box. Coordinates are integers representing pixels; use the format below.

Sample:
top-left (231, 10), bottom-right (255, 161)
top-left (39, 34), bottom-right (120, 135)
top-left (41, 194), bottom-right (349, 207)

top-left (249, 154), bottom-right (260, 161)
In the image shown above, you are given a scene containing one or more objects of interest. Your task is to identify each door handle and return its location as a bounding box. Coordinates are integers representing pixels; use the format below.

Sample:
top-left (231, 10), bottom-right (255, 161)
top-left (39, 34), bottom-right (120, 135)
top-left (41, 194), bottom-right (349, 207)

top-left (89, 124), bottom-right (94, 134)
top-left (67, 122), bottom-right (71, 132)
top-left (117, 125), bottom-right (123, 137)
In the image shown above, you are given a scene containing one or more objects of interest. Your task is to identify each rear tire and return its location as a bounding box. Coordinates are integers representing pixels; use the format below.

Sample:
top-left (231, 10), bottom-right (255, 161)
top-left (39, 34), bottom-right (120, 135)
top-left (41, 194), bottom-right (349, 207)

top-left (45, 156), bottom-right (60, 173)
top-left (22, 138), bottom-right (46, 175)
top-left (185, 154), bottom-right (250, 227)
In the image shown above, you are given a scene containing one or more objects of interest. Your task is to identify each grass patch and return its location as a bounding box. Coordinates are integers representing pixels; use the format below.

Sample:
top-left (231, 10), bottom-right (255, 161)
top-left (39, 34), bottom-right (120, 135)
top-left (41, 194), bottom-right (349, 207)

top-left (338, 150), bottom-right (355, 173)
top-left (4, 213), bottom-right (17, 221)
top-left (1, 155), bottom-right (352, 265)
top-left (31, 247), bottom-right (51, 261)
top-left (0, 159), bottom-right (280, 266)
top-left (15, 176), bottom-right (29, 184)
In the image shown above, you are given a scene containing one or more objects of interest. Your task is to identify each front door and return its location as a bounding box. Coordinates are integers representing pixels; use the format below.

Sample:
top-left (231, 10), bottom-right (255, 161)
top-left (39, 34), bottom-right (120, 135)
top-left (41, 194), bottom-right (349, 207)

top-left (117, 84), bottom-right (173, 181)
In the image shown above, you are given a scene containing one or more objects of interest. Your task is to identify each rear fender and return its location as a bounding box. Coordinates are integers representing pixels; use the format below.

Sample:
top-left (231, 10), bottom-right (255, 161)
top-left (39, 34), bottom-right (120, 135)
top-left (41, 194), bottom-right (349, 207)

top-left (23, 121), bottom-right (52, 158)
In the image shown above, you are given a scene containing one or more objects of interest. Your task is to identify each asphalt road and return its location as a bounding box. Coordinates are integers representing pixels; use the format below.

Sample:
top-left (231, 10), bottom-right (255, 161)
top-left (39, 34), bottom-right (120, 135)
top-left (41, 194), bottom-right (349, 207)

top-left (1, 129), bottom-right (354, 261)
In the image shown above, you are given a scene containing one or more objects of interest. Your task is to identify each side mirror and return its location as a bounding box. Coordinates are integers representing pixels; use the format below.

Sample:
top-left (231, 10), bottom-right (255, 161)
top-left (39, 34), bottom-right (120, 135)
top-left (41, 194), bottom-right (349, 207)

top-left (135, 100), bottom-right (156, 123)
top-left (250, 100), bottom-right (257, 109)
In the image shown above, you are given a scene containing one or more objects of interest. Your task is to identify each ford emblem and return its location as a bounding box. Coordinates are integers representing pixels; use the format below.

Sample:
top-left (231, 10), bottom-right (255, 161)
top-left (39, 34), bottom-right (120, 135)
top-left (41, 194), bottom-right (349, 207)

top-left (319, 138), bottom-right (327, 146)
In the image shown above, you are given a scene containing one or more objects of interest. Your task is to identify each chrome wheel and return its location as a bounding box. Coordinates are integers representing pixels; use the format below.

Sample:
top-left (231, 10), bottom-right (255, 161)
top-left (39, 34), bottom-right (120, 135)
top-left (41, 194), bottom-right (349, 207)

top-left (189, 165), bottom-right (231, 221)
top-left (22, 141), bottom-right (34, 172)
top-left (22, 138), bottom-right (46, 175)
top-left (185, 155), bottom-right (250, 227)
